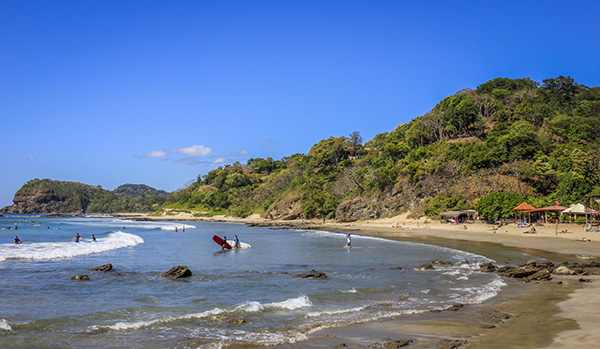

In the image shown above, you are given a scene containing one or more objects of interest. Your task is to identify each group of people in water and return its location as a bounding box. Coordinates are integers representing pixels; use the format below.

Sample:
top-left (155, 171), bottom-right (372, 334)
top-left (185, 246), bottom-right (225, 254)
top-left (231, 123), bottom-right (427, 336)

top-left (220, 235), bottom-right (241, 250)
top-left (72, 233), bottom-right (96, 242)
top-left (11, 233), bottom-right (97, 244)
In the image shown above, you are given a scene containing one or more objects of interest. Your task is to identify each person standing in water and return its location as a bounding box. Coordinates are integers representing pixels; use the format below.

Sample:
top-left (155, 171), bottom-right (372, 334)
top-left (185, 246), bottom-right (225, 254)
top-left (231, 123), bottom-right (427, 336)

top-left (14, 235), bottom-right (22, 244)
top-left (233, 235), bottom-right (240, 248)
top-left (346, 233), bottom-right (351, 248)
top-left (72, 233), bottom-right (82, 243)
top-left (221, 236), bottom-right (228, 250)
top-left (91, 234), bottom-right (97, 242)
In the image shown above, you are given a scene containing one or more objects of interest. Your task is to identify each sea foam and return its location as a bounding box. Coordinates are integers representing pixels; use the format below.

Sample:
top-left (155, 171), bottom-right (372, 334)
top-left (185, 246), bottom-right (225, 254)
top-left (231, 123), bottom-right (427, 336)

top-left (93, 296), bottom-right (312, 332)
top-left (0, 232), bottom-right (144, 262)
top-left (0, 319), bottom-right (12, 331)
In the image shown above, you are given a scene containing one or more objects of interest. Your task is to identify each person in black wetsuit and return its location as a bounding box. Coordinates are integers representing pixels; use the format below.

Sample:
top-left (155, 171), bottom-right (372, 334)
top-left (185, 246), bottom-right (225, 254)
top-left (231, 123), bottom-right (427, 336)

top-left (14, 235), bottom-right (22, 244)
top-left (221, 236), bottom-right (228, 250)
top-left (72, 233), bottom-right (82, 243)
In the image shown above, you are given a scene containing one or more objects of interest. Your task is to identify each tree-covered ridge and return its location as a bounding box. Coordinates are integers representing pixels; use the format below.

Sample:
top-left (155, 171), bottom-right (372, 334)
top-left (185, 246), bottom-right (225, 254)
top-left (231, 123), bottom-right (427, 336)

top-left (113, 184), bottom-right (169, 198)
top-left (1, 179), bottom-right (168, 214)
top-left (161, 76), bottom-right (599, 220)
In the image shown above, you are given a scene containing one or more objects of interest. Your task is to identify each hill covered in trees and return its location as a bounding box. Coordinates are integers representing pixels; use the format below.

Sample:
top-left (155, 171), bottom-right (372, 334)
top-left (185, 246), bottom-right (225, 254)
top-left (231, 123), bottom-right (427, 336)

top-left (1, 179), bottom-right (168, 214)
top-left (160, 76), bottom-right (600, 221)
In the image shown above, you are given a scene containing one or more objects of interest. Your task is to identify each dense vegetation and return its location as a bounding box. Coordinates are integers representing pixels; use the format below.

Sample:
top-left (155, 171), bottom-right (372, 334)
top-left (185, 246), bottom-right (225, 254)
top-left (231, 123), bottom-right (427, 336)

top-left (1, 179), bottom-right (167, 214)
top-left (113, 184), bottom-right (169, 198)
top-left (161, 76), bottom-right (600, 221)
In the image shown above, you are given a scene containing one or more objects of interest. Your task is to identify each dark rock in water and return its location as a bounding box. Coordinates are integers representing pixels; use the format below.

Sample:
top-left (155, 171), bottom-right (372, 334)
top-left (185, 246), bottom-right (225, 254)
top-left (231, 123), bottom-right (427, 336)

top-left (161, 266), bottom-right (192, 279)
top-left (500, 266), bottom-right (538, 279)
top-left (496, 265), bottom-right (516, 274)
top-left (447, 304), bottom-right (463, 311)
top-left (415, 263), bottom-right (434, 270)
top-left (71, 275), bottom-right (89, 281)
top-left (438, 338), bottom-right (470, 349)
top-left (390, 266), bottom-right (403, 270)
top-left (537, 261), bottom-right (554, 269)
top-left (431, 260), bottom-right (453, 265)
top-left (520, 259), bottom-right (538, 267)
top-left (111, 272), bottom-right (123, 276)
top-left (228, 317), bottom-right (246, 324)
top-left (293, 269), bottom-right (328, 279)
top-left (479, 262), bottom-right (497, 272)
top-left (527, 269), bottom-right (552, 281)
top-left (91, 264), bottom-right (113, 272)
top-left (368, 339), bottom-right (413, 348)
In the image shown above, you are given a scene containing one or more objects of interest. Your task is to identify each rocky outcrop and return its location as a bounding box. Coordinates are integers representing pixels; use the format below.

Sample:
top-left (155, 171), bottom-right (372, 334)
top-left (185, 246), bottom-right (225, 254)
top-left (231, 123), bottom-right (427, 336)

top-left (161, 266), bottom-right (192, 279)
top-left (367, 339), bottom-right (413, 348)
top-left (91, 264), bottom-right (113, 272)
top-left (336, 183), bottom-right (406, 222)
top-left (71, 275), bottom-right (90, 281)
top-left (265, 193), bottom-right (303, 220)
top-left (293, 269), bottom-right (328, 279)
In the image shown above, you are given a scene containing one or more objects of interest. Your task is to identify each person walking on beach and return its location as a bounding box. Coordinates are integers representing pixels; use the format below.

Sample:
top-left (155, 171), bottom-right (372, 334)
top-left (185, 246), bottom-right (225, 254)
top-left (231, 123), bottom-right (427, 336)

top-left (14, 235), bottom-right (22, 244)
top-left (72, 233), bottom-right (82, 243)
top-left (346, 233), bottom-right (352, 248)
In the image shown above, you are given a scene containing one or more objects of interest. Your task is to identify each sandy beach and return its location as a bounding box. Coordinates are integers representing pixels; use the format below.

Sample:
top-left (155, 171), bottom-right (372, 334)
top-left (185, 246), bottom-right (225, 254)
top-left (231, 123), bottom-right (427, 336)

top-left (128, 211), bottom-right (600, 348)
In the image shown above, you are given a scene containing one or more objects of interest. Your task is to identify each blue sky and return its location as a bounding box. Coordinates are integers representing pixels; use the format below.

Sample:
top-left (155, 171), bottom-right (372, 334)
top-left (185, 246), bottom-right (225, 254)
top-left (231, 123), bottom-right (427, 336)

top-left (1, 1), bottom-right (599, 208)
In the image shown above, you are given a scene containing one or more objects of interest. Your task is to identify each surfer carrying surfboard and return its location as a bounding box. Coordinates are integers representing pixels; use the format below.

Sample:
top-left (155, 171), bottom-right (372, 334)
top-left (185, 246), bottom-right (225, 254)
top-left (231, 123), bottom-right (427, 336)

top-left (221, 236), bottom-right (228, 250)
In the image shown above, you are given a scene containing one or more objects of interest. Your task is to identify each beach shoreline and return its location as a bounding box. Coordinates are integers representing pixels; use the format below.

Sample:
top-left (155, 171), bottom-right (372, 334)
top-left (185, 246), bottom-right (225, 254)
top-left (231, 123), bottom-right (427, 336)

top-left (118, 212), bottom-right (600, 348)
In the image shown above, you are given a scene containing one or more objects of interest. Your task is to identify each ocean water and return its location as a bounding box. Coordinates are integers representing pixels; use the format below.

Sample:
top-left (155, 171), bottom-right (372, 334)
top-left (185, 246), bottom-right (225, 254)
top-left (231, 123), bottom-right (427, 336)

top-left (0, 215), bottom-right (504, 347)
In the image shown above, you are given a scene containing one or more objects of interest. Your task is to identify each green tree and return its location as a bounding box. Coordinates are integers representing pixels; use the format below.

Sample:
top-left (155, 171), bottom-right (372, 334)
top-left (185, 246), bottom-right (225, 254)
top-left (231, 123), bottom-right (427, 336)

top-left (475, 192), bottom-right (526, 220)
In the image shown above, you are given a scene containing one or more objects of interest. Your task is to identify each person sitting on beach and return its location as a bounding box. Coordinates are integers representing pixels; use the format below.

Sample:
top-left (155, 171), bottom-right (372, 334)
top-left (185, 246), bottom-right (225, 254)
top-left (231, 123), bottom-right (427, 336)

top-left (523, 227), bottom-right (536, 234)
top-left (460, 225), bottom-right (468, 230)
top-left (14, 235), bottom-right (22, 244)
top-left (72, 233), bottom-right (82, 243)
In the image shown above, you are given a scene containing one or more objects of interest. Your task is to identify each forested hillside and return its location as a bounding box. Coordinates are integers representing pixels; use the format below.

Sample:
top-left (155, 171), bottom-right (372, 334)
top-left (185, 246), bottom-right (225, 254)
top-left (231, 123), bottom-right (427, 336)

top-left (161, 76), bottom-right (600, 221)
top-left (1, 179), bottom-right (167, 214)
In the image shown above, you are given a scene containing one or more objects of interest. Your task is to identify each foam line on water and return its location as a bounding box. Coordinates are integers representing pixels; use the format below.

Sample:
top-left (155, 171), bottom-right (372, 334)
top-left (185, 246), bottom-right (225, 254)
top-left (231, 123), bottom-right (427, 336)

top-left (91, 296), bottom-right (312, 331)
top-left (0, 232), bottom-right (144, 262)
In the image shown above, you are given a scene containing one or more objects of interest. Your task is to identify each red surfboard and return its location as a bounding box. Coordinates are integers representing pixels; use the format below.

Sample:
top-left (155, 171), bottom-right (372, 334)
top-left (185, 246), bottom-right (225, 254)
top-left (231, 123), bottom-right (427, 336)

top-left (212, 235), bottom-right (232, 249)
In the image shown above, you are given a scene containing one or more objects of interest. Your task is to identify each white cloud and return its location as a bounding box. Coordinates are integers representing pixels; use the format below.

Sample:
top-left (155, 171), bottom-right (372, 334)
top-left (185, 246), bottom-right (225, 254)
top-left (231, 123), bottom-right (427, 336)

top-left (144, 150), bottom-right (168, 158)
top-left (264, 139), bottom-right (276, 148)
top-left (175, 145), bottom-right (212, 157)
top-left (212, 158), bottom-right (226, 165)
top-left (26, 157), bottom-right (37, 161)
top-left (239, 149), bottom-right (249, 155)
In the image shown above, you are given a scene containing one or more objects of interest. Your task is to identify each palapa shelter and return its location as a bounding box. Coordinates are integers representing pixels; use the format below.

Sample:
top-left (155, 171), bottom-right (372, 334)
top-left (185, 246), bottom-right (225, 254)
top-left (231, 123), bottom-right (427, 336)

top-left (440, 209), bottom-right (478, 222)
top-left (518, 205), bottom-right (568, 223)
top-left (513, 202), bottom-right (535, 222)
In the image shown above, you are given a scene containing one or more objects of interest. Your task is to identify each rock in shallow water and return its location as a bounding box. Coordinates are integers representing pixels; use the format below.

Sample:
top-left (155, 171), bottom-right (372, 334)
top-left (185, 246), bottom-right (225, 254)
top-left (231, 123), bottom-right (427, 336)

top-left (161, 266), bottom-right (192, 279)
